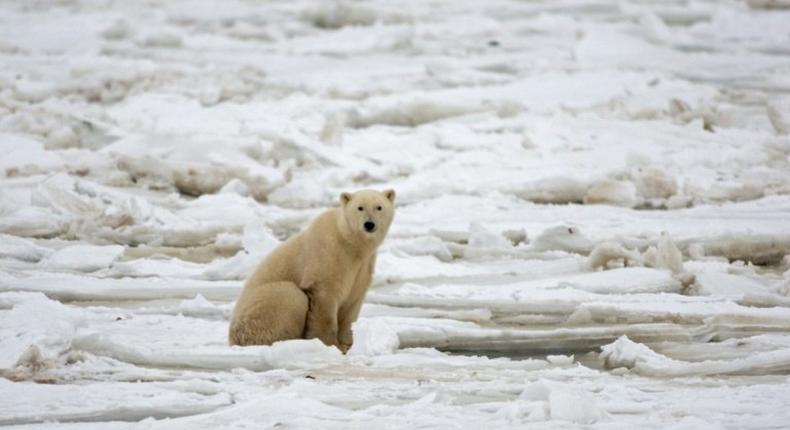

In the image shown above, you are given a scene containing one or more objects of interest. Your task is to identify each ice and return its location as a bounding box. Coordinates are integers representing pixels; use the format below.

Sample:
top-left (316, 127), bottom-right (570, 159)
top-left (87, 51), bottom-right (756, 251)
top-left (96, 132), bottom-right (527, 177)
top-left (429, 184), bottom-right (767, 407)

top-left (601, 335), bottom-right (790, 377)
top-left (43, 244), bottom-right (125, 273)
top-left (547, 383), bottom-right (608, 424)
top-left (0, 134), bottom-right (63, 176)
top-left (515, 380), bottom-right (607, 424)
top-left (586, 242), bottom-right (643, 271)
top-left (0, 292), bottom-right (84, 369)
top-left (466, 222), bottom-right (512, 252)
top-left (645, 232), bottom-right (684, 274)
top-left (391, 236), bottom-right (453, 262)
top-left (514, 176), bottom-right (587, 205)
top-left (348, 318), bottom-right (400, 356)
top-left (0, 378), bottom-right (231, 425)
top-left (584, 180), bottom-right (639, 208)
top-left (531, 225), bottom-right (594, 254)
top-left (686, 233), bottom-right (790, 265)
top-left (305, 1), bottom-right (413, 29)
top-left (2, 0), bottom-right (790, 428)
top-left (0, 234), bottom-right (52, 262)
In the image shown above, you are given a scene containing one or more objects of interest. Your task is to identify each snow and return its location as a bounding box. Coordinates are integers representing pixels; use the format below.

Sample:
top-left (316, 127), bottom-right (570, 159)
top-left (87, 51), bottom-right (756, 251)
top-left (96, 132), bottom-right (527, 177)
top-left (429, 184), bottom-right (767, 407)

top-left (2, 0), bottom-right (790, 428)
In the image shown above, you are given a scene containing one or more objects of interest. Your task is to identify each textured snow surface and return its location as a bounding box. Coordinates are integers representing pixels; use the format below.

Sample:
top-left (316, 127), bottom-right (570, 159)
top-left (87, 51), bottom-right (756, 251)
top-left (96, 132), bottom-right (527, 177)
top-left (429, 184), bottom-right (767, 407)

top-left (2, 0), bottom-right (790, 428)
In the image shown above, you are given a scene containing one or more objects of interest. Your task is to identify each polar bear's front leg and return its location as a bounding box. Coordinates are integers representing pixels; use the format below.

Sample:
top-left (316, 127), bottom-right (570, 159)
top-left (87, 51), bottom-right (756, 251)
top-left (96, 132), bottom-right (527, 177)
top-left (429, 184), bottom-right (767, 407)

top-left (304, 289), bottom-right (340, 348)
top-left (337, 256), bottom-right (376, 353)
top-left (338, 296), bottom-right (364, 353)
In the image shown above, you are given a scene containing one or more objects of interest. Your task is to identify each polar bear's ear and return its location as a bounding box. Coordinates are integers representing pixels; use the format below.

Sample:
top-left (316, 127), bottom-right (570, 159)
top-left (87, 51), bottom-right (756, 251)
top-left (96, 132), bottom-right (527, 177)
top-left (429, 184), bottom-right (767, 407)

top-left (340, 192), bottom-right (353, 206)
top-left (383, 189), bottom-right (396, 202)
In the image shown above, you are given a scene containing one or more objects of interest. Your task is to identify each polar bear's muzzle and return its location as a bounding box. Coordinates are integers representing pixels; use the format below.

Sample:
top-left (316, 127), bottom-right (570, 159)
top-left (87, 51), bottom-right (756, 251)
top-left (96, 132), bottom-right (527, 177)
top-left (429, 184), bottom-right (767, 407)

top-left (364, 221), bottom-right (377, 233)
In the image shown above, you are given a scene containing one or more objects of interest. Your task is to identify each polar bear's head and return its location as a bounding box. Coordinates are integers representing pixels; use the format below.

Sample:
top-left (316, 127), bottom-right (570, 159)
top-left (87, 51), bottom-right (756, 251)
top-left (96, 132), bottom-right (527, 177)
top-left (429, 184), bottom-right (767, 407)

top-left (339, 189), bottom-right (396, 243)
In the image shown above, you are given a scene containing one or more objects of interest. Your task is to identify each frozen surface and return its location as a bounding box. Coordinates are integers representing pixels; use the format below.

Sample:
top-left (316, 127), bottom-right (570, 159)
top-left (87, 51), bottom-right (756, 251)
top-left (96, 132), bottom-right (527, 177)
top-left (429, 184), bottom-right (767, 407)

top-left (2, 0), bottom-right (790, 428)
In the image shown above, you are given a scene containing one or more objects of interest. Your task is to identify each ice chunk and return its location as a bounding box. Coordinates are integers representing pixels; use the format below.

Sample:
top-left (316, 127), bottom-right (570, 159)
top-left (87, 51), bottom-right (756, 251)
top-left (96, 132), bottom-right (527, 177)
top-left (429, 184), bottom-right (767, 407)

top-left (264, 339), bottom-right (344, 369)
top-left (0, 378), bottom-right (231, 424)
top-left (305, 0), bottom-right (413, 29)
top-left (218, 178), bottom-right (250, 197)
top-left (584, 180), bottom-right (638, 208)
top-left (601, 335), bottom-right (790, 376)
top-left (320, 112), bottom-right (345, 146)
top-left (548, 384), bottom-right (607, 423)
top-left (267, 177), bottom-right (334, 209)
top-left (75, 333), bottom-right (344, 371)
top-left (518, 380), bottom-right (607, 424)
top-left (631, 166), bottom-right (678, 199)
top-left (767, 96), bottom-right (790, 133)
top-left (0, 205), bottom-right (68, 238)
top-left (0, 292), bottom-right (85, 369)
top-left (643, 232), bottom-right (684, 274)
top-left (392, 236), bottom-right (453, 262)
top-left (688, 234), bottom-right (790, 265)
top-left (531, 225), bottom-right (594, 254)
top-left (349, 99), bottom-right (484, 128)
top-left (513, 177), bottom-right (587, 204)
top-left (0, 234), bottom-right (52, 262)
top-left (502, 228), bottom-right (528, 246)
top-left (519, 381), bottom-right (551, 402)
top-left (100, 19), bottom-right (131, 40)
top-left (138, 31), bottom-right (183, 48)
top-left (43, 244), bottom-right (124, 272)
top-left (747, 0), bottom-right (790, 10)
top-left (600, 335), bottom-right (665, 371)
top-left (694, 271), bottom-right (771, 298)
top-left (587, 242), bottom-right (643, 270)
top-left (0, 134), bottom-right (63, 177)
top-left (467, 222), bottom-right (511, 249)
top-left (348, 318), bottom-right (400, 356)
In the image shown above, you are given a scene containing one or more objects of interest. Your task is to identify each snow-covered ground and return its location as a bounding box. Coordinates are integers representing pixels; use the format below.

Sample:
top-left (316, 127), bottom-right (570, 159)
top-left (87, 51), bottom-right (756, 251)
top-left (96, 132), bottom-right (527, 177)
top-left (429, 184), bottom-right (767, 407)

top-left (2, 0), bottom-right (790, 428)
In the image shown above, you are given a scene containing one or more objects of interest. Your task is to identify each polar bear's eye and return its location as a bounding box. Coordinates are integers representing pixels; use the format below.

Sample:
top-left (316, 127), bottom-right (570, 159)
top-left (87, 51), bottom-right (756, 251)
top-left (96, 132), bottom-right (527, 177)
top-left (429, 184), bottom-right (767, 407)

top-left (376, 206), bottom-right (382, 211)
top-left (357, 206), bottom-right (363, 211)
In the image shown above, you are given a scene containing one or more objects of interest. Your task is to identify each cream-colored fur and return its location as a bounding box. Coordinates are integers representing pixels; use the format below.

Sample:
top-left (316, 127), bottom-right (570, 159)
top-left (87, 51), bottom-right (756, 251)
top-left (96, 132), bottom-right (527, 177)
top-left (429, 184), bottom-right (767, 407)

top-left (228, 189), bottom-right (395, 352)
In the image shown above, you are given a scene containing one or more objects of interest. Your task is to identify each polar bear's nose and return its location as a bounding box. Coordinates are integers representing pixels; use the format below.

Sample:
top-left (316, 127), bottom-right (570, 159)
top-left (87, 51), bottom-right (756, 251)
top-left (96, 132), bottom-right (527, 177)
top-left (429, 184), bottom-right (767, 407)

top-left (364, 221), bottom-right (376, 232)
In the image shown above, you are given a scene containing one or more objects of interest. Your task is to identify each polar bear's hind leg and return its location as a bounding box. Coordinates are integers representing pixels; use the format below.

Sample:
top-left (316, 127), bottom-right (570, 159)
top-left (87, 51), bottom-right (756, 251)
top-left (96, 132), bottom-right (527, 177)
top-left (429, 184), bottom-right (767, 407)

top-left (228, 282), bottom-right (308, 346)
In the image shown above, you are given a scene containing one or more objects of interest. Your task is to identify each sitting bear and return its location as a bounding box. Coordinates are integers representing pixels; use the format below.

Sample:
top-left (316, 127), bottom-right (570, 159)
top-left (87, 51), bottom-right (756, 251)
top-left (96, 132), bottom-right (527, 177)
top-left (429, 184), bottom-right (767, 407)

top-left (229, 189), bottom-right (396, 353)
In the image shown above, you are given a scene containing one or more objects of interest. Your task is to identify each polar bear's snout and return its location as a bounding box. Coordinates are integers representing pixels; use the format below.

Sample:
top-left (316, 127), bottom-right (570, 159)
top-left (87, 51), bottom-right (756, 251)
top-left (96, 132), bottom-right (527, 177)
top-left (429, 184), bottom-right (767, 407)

top-left (364, 221), bottom-right (377, 233)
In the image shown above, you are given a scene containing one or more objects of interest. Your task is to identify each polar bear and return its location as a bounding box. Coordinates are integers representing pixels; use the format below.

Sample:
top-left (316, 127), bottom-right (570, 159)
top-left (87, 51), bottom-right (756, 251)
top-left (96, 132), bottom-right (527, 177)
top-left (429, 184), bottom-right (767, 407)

top-left (229, 189), bottom-right (396, 352)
